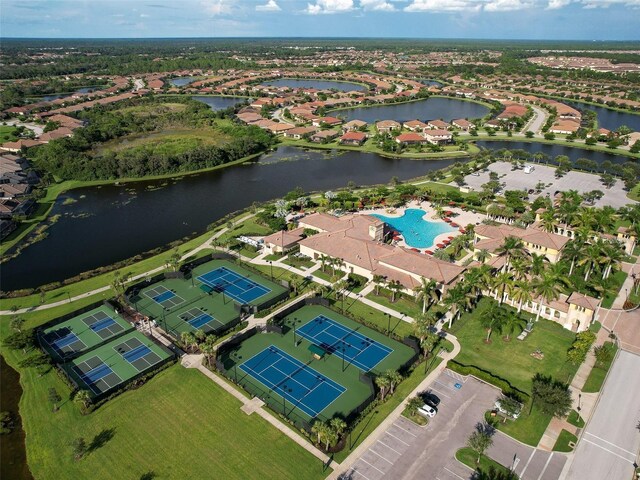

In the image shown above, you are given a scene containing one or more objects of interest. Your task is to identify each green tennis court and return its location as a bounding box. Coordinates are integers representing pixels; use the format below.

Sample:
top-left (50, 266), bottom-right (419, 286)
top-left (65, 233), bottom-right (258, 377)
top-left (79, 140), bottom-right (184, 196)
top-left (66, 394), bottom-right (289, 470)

top-left (41, 304), bottom-right (133, 361)
top-left (218, 305), bottom-right (416, 425)
top-left (64, 330), bottom-right (173, 398)
top-left (131, 259), bottom-right (288, 337)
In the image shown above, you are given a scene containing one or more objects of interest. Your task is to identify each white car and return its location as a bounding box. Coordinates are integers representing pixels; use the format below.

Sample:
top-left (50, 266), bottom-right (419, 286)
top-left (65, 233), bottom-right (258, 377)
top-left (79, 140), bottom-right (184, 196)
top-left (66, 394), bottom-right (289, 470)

top-left (417, 404), bottom-right (437, 418)
top-left (494, 400), bottom-right (521, 419)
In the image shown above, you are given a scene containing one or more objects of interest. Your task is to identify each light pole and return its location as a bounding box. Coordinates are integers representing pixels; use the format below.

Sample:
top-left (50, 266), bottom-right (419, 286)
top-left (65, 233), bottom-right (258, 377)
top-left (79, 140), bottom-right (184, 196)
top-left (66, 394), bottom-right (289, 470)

top-left (269, 260), bottom-right (273, 280)
top-left (577, 393), bottom-right (582, 412)
top-left (387, 313), bottom-right (391, 336)
top-left (292, 317), bottom-right (298, 345)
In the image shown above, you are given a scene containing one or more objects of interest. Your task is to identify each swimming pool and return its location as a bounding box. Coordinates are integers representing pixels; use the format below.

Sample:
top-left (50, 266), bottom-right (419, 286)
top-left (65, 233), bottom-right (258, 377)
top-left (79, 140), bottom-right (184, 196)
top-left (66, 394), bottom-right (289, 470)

top-left (372, 208), bottom-right (456, 248)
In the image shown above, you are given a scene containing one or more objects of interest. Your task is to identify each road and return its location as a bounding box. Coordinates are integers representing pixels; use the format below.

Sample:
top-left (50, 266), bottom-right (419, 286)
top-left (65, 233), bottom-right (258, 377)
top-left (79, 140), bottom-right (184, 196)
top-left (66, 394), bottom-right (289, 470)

top-left (566, 350), bottom-right (640, 480)
top-left (522, 105), bottom-right (548, 135)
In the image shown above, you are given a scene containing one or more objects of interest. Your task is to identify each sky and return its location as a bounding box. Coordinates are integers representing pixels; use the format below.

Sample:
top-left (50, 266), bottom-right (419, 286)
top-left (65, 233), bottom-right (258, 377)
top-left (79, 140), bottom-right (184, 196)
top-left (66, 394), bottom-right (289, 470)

top-left (1, 0), bottom-right (639, 40)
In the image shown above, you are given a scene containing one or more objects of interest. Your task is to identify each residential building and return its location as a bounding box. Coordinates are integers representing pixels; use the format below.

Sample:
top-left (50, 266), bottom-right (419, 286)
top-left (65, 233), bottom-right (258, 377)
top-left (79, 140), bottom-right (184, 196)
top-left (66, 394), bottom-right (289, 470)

top-left (376, 120), bottom-right (401, 133)
top-left (340, 131), bottom-right (367, 146)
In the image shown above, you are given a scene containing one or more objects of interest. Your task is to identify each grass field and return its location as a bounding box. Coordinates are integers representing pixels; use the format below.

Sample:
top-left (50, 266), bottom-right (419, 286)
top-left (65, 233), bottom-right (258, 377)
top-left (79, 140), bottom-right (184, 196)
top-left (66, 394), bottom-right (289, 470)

top-left (0, 125), bottom-right (19, 143)
top-left (1, 340), bottom-right (327, 480)
top-left (567, 410), bottom-right (585, 428)
top-left (553, 429), bottom-right (578, 452)
top-left (449, 298), bottom-right (578, 395)
top-left (220, 304), bottom-right (415, 425)
top-left (455, 447), bottom-right (511, 476)
top-left (582, 342), bottom-right (618, 393)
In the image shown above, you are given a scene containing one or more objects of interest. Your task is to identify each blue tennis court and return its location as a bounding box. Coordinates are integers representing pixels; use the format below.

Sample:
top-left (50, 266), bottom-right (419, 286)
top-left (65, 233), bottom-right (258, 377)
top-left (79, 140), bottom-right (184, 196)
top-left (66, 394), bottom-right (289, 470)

top-left (143, 285), bottom-right (184, 309)
top-left (53, 332), bottom-right (80, 349)
top-left (73, 356), bottom-right (124, 395)
top-left (239, 345), bottom-right (345, 418)
top-left (90, 317), bottom-right (116, 332)
top-left (197, 266), bottom-right (271, 304)
top-left (297, 315), bottom-right (393, 372)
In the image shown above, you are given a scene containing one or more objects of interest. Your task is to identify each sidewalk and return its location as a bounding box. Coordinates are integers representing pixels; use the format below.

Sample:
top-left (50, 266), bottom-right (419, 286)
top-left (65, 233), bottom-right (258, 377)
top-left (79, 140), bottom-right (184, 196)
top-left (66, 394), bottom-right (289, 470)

top-left (327, 333), bottom-right (461, 479)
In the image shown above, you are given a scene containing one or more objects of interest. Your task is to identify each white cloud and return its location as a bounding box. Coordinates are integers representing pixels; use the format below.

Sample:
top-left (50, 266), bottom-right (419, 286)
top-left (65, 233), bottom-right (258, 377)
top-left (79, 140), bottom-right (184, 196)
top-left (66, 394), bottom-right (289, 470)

top-left (256, 0), bottom-right (281, 11)
top-left (547, 0), bottom-right (572, 8)
top-left (580, 0), bottom-right (640, 7)
top-left (484, 0), bottom-right (533, 11)
top-left (305, 0), bottom-right (355, 14)
top-left (360, 0), bottom-right (396, 10)
top-left (201, 0), bottom-right (234, 16)
top-left (140, 13), bottom-right (151, 17)
top-left (404, 0), bottom-right (483, 12)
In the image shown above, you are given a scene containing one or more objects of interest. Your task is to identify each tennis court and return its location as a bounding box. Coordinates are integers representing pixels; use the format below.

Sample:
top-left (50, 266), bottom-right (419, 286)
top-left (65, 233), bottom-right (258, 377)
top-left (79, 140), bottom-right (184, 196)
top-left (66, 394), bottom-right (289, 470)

top-left (65, 330), bottom-right (173, 398)
top-left (144, 285), bottom-right (184, 309)
top-left (178, 308), bottom-right (225, 331)
top-left (41, 305), bottom-right (133, 360)
top-left (197, 266), bottom-right (271, 305)
top-left (239, 345), bottom-right (345, 418)
top-left (296, 315), bottom-right (393, 372)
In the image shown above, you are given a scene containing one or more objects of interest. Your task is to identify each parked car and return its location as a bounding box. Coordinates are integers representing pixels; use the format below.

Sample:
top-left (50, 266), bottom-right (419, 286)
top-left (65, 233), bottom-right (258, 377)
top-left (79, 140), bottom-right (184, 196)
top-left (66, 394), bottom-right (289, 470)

top-left (494, 399), bottom-right (521, 419)
top-left (418, 404), bottom-right (437, 418)
top-left (420, 391), bottom-right (440, 408)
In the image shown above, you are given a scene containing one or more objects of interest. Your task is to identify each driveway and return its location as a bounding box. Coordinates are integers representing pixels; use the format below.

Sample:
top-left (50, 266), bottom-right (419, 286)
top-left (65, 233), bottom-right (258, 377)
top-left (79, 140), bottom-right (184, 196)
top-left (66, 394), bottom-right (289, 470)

top-left (566, 350), bottom-right (640, 480)
top-left (341, 371), bottom-right (566, 480)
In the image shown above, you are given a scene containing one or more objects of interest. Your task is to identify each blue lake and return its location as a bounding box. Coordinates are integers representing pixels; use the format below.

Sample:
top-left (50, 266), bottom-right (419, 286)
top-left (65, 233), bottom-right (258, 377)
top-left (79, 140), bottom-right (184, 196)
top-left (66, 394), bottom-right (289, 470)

top-left (564, 100), bottom-right (640, 132)
top-left (372, 208), bottom-right (456, 248)
top-left (261, 78), bottom-right (367, 92)
top-left (169, 77), bottom-right (196, 87)
top-left (332, 97), bottom-right (490, 124)
top-left (192, 96), bottom-right (250, 111)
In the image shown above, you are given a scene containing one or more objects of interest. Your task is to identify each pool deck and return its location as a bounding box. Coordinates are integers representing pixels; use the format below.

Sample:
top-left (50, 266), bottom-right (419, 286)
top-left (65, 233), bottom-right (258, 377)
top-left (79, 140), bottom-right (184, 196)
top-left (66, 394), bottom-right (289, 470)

top-left (357, 200), bottom-right (485, 253)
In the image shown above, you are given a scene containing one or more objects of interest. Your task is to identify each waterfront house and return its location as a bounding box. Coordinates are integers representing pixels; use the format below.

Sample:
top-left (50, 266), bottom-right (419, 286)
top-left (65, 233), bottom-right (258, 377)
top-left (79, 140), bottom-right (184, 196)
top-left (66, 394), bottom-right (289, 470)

top-left (376, 120), bottom-right (401, 133)
top-left (424, 129), bottom-right (453, 145)
top-left (340, 131), bottom-right (367, 146)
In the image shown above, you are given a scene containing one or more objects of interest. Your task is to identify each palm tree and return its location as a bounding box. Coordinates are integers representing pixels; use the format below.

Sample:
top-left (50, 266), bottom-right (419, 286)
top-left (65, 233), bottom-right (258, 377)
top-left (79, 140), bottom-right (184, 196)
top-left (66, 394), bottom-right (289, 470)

top-left (372, 274), bottom-right (386, 296)
top-left (406, 396), bottom-right (424, 417)
top-left (420, 334), bottom-right (437, 362)
top-left (500, 311), bottom-right (526, 341)
top-left (73, 390), bottom-right (91, 410)
top-left (387, 280), bottom-right (403, 303)
top-left (496, 236), bottom-right (527, 269)
top-left (491, 271), bottom-right (514, 305)
top-left (414, 278), bottom-right (439, 314)
top-left (532, 272), bottom-right (560, 321)
top-left (561, 239), bottom-right (584, 276)
top-left (600, 241), bottom-right (624, 280)
top-left (319, 254), bottom-right (329, 273)
top-left (200, 340), bottom-right (217, 368)
top-left (312, 420), bottom-right (328, 446)
top-left (413, 312), bottom-right (436, 343)
top-left (329, 418), bottom-right (347, 442)
top-left (333, 257), bottom-right (346, 277)
top-left (475, 249), bottom-right (491, 264)
top-left (539, 209), bottom-right (558, 233)
top-left (180, 332), bottom-right (196, 353)
top-left (375, 374), bottom-right (392, 401)
top-left (385, 370), bottom-right (403, 395)
top-left (480, 302), bottom-right (505, 343)
top-left (529, 253), bottom-right (548, 277)
top-left (510, 281), bottom-right (533, 313)
top-left (443, 284), bottom-right (471, 328)
top-left (578, 243), bottom-right (602, 281)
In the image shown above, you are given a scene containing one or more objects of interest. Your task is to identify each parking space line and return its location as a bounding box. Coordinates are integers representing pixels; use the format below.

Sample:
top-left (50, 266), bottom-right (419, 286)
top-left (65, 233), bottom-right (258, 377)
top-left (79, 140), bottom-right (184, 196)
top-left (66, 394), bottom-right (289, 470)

top-left (349, 469), bottom-right (371, 480)
top-left (434, 380), bottom-right (457, 392)
top-left (443, 467), bottom-right (466, 480)
top-left (368, 448), bottom-right (393, 464)
top-left (536, 452), bottom-right (553, 480)
top-left (377, 439), bottom-right (403, 455)
top-left (518, 450), bottom-right (536, 477)
top-left (359, 457), bottom-right (386, 474)
top-left (585, 432), bottom-right (637, 456)
top-left (384, 430), bottom-right (410, 446)
top-left (428, 386), bottom-right (451, 398)
top-left (583, 438), bottom-right (636, 463)
top-left (392, 421), bottom-right (418, 437)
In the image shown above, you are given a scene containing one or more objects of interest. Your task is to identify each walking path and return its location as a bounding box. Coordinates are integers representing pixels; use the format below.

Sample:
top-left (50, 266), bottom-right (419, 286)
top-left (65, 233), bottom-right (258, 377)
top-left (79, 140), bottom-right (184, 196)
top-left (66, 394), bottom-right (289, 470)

top-left (0, 212), bottom-right (257, 315)
top-left (327, 333), bottom-right (461, 479)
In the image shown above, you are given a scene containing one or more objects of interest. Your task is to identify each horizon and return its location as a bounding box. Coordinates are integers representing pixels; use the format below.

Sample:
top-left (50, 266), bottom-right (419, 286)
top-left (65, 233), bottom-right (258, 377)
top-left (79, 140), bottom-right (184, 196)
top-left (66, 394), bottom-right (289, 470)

top-left (2, 0), bottom-right (639, 41)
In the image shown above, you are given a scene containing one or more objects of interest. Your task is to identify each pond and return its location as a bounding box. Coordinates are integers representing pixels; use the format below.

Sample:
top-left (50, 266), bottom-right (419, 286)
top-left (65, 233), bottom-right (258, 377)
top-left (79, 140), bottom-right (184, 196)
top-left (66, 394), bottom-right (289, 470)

top-left (0, 356), bottom-right (33, 480)
top-left (564, 100), bottom-right (640, 132)
top-left (475, 140), bottom-right (635, 166)
top-left (420, 79), bottom-right (443, 87)
top-left (192, 96), bottom-right (250, 111)
top-left (260, 79), bottom-right (367, 92)
top-left (332, 97), bottom-right (490, 124)
top-left (30, 87), bottom-right (99, 102)
top-left (1, 147), bottom-right (458, 290)
top-left (168, 77), bottom-right (196, 87)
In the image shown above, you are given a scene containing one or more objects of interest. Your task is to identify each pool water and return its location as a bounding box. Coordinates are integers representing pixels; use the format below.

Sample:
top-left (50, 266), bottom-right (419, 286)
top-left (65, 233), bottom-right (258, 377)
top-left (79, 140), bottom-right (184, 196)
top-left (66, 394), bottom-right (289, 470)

top-left (372, 208), bottom-right (456, 248)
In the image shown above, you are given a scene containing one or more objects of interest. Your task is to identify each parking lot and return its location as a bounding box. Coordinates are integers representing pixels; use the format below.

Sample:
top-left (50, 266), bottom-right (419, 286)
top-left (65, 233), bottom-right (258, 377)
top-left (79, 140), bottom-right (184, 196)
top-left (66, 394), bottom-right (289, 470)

top-left (341, 369), bottom-right (567, 480)
top-left (463, 161), bottom-right (635, 209)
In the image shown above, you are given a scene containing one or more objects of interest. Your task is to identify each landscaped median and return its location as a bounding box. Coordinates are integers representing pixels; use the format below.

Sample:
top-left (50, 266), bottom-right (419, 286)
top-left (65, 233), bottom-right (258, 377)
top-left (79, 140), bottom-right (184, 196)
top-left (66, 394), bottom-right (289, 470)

top-left (582, 341), bottom-right (618, 393)
top-left (455, 447), bottom-right (512, 476)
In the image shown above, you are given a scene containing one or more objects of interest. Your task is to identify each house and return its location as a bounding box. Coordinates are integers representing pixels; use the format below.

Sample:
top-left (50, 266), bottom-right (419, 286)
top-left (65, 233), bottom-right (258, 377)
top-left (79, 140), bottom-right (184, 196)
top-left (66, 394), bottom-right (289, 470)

top-left (376, 120), bottom-right (401, 133)
top-left (340, 131), bottom-right (367, 146)
top-left (0, 183), bottom-right (30, 198)
top-left (395, 132), bottom-right (427, 145)
top-left (342, 119), bottom-right (367, 132)
top-left (452, 119), bottom-right (473, 131)
top-left (39, 127), bottom-right (74, 143)
top-left (484, 119), bottom-right (501, 129)
top-left (312, 116), bottom-right (342, 127)
top-left (474, 224), bottom-right (570, 263)
top-left (236, 112), bottom-right (263, 124)
top-left (262, 228), bottom-right (305, 255)
top-left (403, 120), bottom-right (428, 132)
top-left (310, 130), bottom-right (340, 143)
top-left (282, 126), bottom-right (318, 140)
top-left (266, 123), bottom-right (295, 135)
top-left (147, 79), bottom-right (164, 90)
top-left (426, 119), bottom-right (450, 130)
top-left (549, 119), bottom-right (580, 135)
top-left (424, 129), bottom-right (453, 145)
top-left (0, 139), bottom-right (43, 152)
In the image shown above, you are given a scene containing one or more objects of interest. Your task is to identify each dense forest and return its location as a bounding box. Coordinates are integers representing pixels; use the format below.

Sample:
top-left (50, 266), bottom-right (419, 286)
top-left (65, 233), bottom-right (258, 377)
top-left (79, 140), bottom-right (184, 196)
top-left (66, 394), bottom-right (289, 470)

top-left (29, 98), bottom-right (275, 181)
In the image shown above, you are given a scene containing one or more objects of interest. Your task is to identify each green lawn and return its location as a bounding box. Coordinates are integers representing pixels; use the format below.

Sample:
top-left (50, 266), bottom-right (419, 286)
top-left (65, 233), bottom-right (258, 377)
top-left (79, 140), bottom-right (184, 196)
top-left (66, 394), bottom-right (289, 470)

top-left (0, 125), bottom-right (19, 143)
top-left (449, 298), bottom-right (578, 395)
top-left (553, 429), bottom-right (578, 453)
top-left (341, 299), bottom-right (415, 338)
top-left (455, 447), bottom-right (512, 476)
top-left (601, 271), bottom-right (627, 309)
top-left (401, 406), bottom-right (428, 426)
top-left (567, 410), bottom-right (585, 428)
top-left (491, 402), bottom-right (553, 446)
top-left (0, 347), bottom-right (328, 480)
top-left (365, 289), bottom-right (424, 319)
top-left (582, 342), bottom-right (618, 393)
